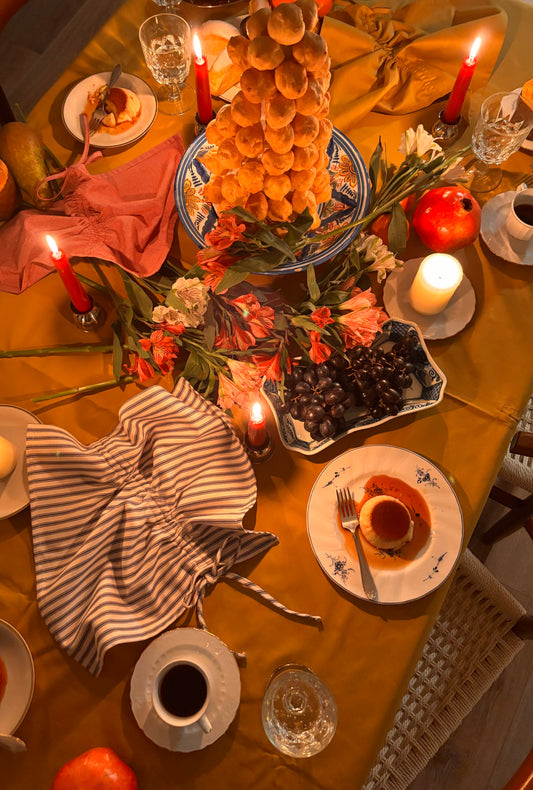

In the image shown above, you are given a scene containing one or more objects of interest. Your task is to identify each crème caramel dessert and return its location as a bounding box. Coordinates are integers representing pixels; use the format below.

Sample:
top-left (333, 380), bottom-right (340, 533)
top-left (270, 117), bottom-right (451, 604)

top-left (359, 495), bottom-right (414, 551)
top-left (88, 86), bottom-right (142, 130)
top-left (101, 87), bottom-right (141, 127)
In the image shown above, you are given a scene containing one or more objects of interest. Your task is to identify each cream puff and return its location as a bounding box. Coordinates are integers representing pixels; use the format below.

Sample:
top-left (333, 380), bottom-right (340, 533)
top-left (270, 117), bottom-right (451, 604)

top-left (248, 35), bottom-right (285, 71)
top-left (235, 122), bottom-right (265, 158)
top-left (265, 122), bottom-right (295, 154)
top-left (267, 3), bottom-right (306, 46)
top-left (265, 92), bottom-right (297, 129)
top-left (274, 60), bottom-right (308, 100)
top-left (231, 90), bottom-right (262, 127)
top-left (240, 67), bottom-right (277, 103)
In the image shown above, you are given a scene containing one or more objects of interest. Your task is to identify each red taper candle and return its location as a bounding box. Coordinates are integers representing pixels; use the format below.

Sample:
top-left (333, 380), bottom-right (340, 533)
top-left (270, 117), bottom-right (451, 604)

top-left (46, 235), bottom-right (93, 313)
top-left (441, 37), bottom-right (481, 125)
top-left (247, 401), bottom-right (267, 448)
top-left (192, 33), bottom-right (213, 125)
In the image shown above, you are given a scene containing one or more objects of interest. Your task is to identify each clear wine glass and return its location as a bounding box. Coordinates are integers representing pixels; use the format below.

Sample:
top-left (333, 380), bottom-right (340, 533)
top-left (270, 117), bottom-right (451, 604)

top-left (467, 91), bottom-right (533, 193)
top-left (139, 13), bottom-right (194, 116)
top-left (262, 664), bottom-right (337, 758)
top-left (152, 0), bottom-right (183, 10)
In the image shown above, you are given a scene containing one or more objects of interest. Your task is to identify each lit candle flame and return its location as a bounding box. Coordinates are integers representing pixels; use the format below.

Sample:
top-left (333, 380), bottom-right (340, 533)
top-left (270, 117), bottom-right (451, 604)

top-left (192, 33), bottom-right (203, 62)
top-left (46, 234), bottom-right (60, 258)
top-left (251, 401), bottom-right (263, 423)
top-left (467, 37), bottom-right (481, 64)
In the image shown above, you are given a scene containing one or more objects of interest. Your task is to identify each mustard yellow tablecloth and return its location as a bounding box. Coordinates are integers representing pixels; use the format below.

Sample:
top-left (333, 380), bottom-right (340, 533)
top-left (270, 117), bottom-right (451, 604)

top-left (1, 0), bottom-right (533, 787)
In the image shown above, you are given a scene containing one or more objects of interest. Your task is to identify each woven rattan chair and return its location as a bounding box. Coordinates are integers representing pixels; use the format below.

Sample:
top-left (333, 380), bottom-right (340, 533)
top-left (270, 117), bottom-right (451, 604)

top-left (482, 396), bottom-right (533, 544)
top-left (362, 549), bottom-right (531, 790)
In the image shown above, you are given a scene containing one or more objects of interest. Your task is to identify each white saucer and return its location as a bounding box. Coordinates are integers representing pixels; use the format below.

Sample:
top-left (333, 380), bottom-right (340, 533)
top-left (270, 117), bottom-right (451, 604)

top-left (0, 620), bottom-right (35, 735)
top-left (61, 71), bottom-right (157, 148)
top-left (383, 257), bottom-right (476, 340)
top-left (480, 191), bottom-right (533, 266)
top-left (130, 628), bottom-right (240, 752)
top-left (0, 405), bottom-right (42, 519)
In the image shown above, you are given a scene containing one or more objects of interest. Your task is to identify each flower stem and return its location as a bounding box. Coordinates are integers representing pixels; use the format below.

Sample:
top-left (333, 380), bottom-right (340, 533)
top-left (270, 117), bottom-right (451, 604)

top-left (0, 344), bottom-right (114, 358)
top-left (32, 376), bottom-right (135, 403)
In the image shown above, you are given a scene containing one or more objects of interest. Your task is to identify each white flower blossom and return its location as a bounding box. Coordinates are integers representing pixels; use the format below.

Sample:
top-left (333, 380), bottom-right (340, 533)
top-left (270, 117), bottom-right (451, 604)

top-left (152, 277), bottom-right (210, 328)
top-left (355, 233), bottom-right (403, 282)
top-left (399, 125), bottom-right (442, 161)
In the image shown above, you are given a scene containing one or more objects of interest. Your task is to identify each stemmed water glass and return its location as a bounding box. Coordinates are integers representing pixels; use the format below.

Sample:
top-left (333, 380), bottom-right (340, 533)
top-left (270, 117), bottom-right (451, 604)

top-left (262, 664), bottom-right (337, 758)
top-left (139, 13), bottom-right (194, 116)
top-left (467, 91), bottom-right (533, 193)
top-left (152, 0), bottom-right (183, 10)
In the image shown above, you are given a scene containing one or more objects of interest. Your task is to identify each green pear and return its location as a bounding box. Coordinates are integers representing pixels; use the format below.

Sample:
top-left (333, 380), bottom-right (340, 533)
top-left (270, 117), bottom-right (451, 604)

top-left (0, 121), bottom-right (53, 210)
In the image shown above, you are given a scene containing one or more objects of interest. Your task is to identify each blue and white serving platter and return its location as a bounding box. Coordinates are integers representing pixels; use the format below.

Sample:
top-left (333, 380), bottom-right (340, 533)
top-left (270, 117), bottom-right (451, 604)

top-left (263, 319), bottom-right (446, 456)
top-left (174, 127), bottom-right (370, 275)
top-left (306, 445), bottom-right (463, 604)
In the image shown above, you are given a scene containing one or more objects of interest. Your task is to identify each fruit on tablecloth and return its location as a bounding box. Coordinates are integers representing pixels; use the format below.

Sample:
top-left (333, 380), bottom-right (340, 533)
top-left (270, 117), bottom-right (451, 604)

top-left (201, 0), bottom-right (332, 228)
top-left (0, 158), bottom-right (19, 221)
top-left (0, 121), bottom-right (52, 210)
top-left (51, 747), bottom-right (138, 790)
top-left (0, 433), bottom-right (16, 478)
top-left (412, 186), bottom-right (481, 253)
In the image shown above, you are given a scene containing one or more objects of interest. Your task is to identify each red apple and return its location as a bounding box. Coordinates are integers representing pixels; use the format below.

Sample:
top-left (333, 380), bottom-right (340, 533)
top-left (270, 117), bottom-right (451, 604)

top-left (52, 747), bottom-right (138, 790)
top-left (412, 186), bottom-right (481, 252)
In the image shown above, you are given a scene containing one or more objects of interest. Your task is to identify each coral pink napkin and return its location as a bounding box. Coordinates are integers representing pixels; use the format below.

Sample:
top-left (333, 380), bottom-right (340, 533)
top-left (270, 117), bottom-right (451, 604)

top-left (0, 132), bottom-right (184, 294)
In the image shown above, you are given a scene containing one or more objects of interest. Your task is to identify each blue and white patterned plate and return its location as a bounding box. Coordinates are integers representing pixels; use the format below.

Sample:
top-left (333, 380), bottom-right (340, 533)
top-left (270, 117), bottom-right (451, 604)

top-left (174, 127), bottom-right (370, 275)
top-left (263, 319), bottom-right (446, 456)
top-left (306, 445), bottom-right (463, 604)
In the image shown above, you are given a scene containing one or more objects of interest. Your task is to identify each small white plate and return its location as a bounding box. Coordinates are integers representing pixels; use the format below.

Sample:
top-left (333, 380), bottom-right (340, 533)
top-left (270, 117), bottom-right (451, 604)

top-left (0, 405), bottom-right (41, 519)
top-left (307, 445), bottom-right (463, 605)
top-left (130, 628), bottom-right (240, 752)
top-left (0, 620), bottom-right (35, 735)
top-left (383, 257), bottom-right (476, 339)
top-left (61, 71), bottom-right (157, 148)
top-left (480, 191), bottom-right (533, 265)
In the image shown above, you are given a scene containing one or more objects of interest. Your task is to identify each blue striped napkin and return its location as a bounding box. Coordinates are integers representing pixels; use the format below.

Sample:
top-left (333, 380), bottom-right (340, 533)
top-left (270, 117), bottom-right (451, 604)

top-left (26, 379), bottom-right (320, 675)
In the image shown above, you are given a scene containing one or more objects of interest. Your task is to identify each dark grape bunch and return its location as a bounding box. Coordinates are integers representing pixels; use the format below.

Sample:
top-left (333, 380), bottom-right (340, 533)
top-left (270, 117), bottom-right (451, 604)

top-left (279, 333), bottom-right (423, 442)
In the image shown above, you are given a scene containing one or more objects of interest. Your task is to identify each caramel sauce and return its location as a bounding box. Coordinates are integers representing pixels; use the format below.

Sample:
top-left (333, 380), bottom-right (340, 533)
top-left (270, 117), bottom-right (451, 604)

top-left (338, 475), bottom-right (431, 570)
top-left (0, 656), bottom-right (7, 704)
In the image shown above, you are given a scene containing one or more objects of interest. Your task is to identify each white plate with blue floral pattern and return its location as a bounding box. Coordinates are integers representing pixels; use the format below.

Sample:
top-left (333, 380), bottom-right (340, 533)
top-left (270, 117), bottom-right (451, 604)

top-left (174, 127), bottom-right (370, 275)
top-left (263, 319), bottom-right (446, 456)
top-left (307, 445), bottom-right (463, 605)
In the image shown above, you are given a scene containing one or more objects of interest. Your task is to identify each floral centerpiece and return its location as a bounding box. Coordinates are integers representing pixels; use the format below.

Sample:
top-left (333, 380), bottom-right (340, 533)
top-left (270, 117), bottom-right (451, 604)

top-left (1, 126), bottom-right (467, 411)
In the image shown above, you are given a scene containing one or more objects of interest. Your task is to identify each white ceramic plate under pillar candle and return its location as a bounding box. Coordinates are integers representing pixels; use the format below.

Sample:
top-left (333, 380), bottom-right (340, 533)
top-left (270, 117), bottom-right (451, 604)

top-left (383, 257), bottom-right (476, 340)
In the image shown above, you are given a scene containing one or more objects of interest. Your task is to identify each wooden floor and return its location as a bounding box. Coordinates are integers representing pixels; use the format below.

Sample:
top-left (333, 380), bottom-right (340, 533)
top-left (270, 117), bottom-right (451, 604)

top-left (1, 2), bottom-right (532, 789)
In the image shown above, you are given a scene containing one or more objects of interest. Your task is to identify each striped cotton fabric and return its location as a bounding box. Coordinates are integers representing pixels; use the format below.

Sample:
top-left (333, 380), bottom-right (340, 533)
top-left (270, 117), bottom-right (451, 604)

top-left (26, 379), bottom-right (285, 675)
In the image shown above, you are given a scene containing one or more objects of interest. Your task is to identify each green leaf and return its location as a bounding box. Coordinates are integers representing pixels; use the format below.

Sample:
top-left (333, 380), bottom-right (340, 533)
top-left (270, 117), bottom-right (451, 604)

top-left (182, 351), bottom-right (205, 381)
top-left (166, 291), bottom-right (189, 313)
top-left (290, 315), bottom-right (320, 331)
top-left (368, 138), bottom-right (384, 198)
top-left (306, 263), bottom-right (320, 303)
top-left (117, 301), bottom-right (134, 326)
top-left (111, 321), bottom-right (124, 382)
top-left (120, 273), bottom-right (154, 318)
top-left (216, 267), bottom-right (250, 293)
top-left (387, 203), bottom-right (409, 253)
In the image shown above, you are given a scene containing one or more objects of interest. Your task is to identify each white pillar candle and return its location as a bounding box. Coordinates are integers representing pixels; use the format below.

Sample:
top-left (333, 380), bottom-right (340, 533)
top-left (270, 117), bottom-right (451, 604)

top-left (409, 253), bottom-right (463, 315)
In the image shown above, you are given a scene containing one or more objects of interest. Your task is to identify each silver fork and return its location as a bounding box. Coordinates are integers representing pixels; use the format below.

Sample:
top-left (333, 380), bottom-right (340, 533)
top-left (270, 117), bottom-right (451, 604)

top-left (88, 63), bottom-right (122, 135)
top-left (336, 488), bottom-right (378, 602)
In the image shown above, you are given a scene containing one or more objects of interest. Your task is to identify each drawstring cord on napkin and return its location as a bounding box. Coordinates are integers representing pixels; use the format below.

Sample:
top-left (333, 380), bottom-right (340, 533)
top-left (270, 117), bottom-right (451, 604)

top-left (36, 113), bottom-right (102, 202)
top-left (195, 537), bottom-right (323, 665)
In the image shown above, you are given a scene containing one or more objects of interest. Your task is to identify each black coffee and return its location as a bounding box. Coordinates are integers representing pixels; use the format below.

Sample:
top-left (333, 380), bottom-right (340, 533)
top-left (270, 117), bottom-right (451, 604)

top-left (515, 203), bottom-right (533, 226)
top-left (158, 663), bottom-right (207, 718)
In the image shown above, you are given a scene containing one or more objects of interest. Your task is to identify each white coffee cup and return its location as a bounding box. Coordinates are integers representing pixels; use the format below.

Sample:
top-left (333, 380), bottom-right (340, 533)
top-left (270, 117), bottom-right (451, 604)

top-left (152, 659), bottom-right (212, 733)
top-left (507, 185), bottom-right (533, 242)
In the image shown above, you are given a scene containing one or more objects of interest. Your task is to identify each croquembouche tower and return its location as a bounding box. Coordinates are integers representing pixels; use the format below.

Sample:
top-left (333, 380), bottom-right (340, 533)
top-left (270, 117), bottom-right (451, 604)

top-left (200, 0), bottom-right (332, 230)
